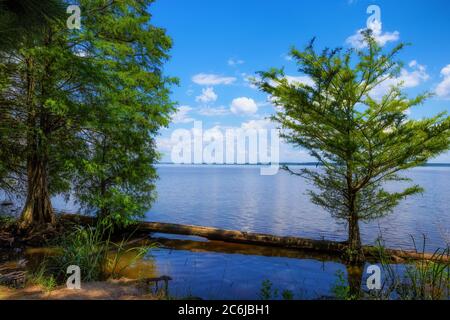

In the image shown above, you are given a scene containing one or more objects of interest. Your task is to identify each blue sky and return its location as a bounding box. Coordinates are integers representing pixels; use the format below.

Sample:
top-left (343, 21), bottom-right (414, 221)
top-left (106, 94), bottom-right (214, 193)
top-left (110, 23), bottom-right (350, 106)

top-left (151, 0), bottom-right (450, 163)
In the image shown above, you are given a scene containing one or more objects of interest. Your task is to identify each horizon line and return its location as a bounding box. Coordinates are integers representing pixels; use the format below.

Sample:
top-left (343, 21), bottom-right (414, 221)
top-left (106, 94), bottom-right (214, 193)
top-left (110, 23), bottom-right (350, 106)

top-left (156, 162), bottom-right (450, 167)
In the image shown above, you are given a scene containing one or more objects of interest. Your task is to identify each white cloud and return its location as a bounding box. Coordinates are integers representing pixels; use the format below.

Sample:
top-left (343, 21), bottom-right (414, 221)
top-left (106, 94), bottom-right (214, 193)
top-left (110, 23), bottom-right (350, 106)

top-left (192, 73), bottom-right (236, 86)
top-left (242, 73), bottom-right (313, 90)
top-left (285, 75), bottom-right (315, 87)
top-left (172, 105), bottom-right (195, 124)
top-left (266, 75), bottom-right (315, 89)
top-left (198, 106), bottom-right (230, 116)
top-left (409, 60), bottom-right (418, 68)
top-left (435, 64), bottom-right (450, 99)
top-left (195, 87), bottom-right (218, 103)
top-left (241, 119), bottom-right (273, 130)
top-left (228, 58), bottom-right (244, 66)
top-left (346, 20), bottom-right (399, 49)
top-left (242, 73), bottom-right (259, 90)
top-left (370, 61), bottom-right (429, 99)
top-left (230, 97), bottom-right (258, 115)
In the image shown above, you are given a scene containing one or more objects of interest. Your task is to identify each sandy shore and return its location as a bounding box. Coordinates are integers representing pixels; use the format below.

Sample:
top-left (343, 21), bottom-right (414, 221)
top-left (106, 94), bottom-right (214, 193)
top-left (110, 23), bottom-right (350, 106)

top-left (0, 279), bottom-right (162, 300)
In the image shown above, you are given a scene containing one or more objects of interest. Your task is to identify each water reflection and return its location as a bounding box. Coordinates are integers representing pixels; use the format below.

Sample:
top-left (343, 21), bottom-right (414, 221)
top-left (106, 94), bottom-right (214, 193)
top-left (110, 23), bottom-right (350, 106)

top-left (142, 235), bottom-right (364, 299)
top-left (0, 237), bottom-right (415, 300)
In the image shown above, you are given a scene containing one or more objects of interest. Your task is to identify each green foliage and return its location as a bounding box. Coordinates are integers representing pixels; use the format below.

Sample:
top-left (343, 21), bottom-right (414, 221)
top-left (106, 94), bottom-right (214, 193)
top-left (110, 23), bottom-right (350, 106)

top-left (50, 224), bottom-right (110, 282)
top-left (372, 237), bottom-right (450, 300)
top-left (331, 270), bottom-right (354, 300)
top-left (281, 289), bottom-right (294, 300)
top-left (255, 32), bottom-right (450, 252)
top-left (29, 262), bottom-right (58, 292)
top-left (0, 214), bottom-right (16, 229)
top-left (259, 279), bottom-right (295, 300)
top-left (106, 237), bottom-right (153, 280)
top-left (68, 0), bottom-right (177, 227)
top-left (0, 0), bottom-right (176, 227)
top-left (259, 279), bottom-right (278, 300)
top-left (45, 222), bottom-right (153, 282)
top-left (0, 0), bottom-right (65, 51)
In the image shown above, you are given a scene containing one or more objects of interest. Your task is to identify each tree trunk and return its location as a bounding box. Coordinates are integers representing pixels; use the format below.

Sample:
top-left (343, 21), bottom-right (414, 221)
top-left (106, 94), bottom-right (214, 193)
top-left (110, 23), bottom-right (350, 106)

top-left (346, 263), bottom-right (364, 299)
top-left (20, 153), bottom-right (55, 229)
top-left (20, 56), bottom-right (55, 229)
top-left (347, 213), bottom-right (363, 263)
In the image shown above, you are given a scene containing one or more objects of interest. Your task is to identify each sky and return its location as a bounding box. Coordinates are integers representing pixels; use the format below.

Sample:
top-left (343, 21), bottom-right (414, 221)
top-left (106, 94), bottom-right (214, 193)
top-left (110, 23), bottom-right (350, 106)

top-left (150, 0), bottom-right (450, 163)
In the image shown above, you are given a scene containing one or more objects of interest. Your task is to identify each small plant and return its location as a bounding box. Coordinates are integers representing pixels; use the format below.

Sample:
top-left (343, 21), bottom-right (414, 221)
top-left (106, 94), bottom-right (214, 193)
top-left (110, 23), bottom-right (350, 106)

top-left (0, 214), bottom-right (16, 229)
top-left (259, 280), bottom-right (277, 300)
top-left (331, 270), bottom-right (353, 300)
top-left (281, 289), bottom-right (294, 300)
top-left (28, 261), bottom-right (58, 292)
top-left (259, 280), bottom-right (295, 300)
top-left (106, 236), bottom-right (154, 279)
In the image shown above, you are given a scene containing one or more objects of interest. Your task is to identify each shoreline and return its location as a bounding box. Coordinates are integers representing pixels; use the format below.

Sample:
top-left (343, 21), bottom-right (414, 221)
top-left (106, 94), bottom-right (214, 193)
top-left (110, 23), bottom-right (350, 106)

top-left (0, 278), bottom-right (164, 300)
top-left (61, 214), bottom-right (450, 263)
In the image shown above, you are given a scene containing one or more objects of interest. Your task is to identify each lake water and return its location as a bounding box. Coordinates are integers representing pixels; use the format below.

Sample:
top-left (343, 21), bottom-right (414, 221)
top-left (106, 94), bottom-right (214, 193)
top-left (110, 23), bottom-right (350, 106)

top-left (137, 165), bottom-right (449, 299)
top-left (149, 165), bottom-right (450, 249)
top-left (45, 165), bottom-right (450, 299)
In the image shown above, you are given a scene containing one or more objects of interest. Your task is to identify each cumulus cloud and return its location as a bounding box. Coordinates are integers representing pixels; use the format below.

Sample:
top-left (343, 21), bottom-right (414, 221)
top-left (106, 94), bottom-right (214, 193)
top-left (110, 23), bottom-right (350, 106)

top-left (192, 73), bottom-right (236, 86)
top-left (195, 87), bottom-right (218, 103)
top-left (172, 105), bottom-right (195, 124)
top-left (346, 20), bottom-right (399, 49)
top-left (370, 61), bottom-right (429, 99)
top-left (230, 97), bottom-right (258, 115)
top-left (435, 64), bottom-right (450, 99)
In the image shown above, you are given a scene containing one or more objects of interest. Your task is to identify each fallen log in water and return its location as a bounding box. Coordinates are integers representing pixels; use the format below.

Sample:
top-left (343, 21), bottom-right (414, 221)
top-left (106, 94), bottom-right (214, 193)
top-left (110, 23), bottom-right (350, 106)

top-left (136, 221), bottom-right (449, 262)
top-left (59, 214), bottom-right (449, 263)
top-left (139, 221), bottom-right (348, 252)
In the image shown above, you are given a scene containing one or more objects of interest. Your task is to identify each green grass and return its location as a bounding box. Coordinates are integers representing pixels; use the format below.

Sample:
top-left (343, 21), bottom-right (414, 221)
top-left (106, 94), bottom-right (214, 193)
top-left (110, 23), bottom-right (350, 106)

top-left (37, 220), bottom-right (154, 284)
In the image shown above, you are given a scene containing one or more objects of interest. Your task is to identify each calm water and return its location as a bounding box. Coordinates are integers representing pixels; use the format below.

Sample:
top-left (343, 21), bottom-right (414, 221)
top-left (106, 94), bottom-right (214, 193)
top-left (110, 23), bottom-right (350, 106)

top-left (138, 165), bottom-right (449, 299)
top-left (149, 165), bottom-right (450, 250)
top-left (49, 165), bottom-right (450, 299)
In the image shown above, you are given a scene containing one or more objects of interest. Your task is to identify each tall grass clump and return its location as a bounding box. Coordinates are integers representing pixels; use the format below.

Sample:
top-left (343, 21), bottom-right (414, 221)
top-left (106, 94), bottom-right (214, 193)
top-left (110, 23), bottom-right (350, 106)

top-left (371, 236), bottom-right (450, 300)
top-left (50, 224), bottom-right (110, 281)
top-left (38, 220), bottom-right (153, 284)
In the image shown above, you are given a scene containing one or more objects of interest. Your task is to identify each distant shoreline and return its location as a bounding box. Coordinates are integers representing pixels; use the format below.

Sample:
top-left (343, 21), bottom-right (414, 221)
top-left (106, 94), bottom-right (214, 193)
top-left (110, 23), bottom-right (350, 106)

top-left (156, 162), bottom-right (450, 167)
